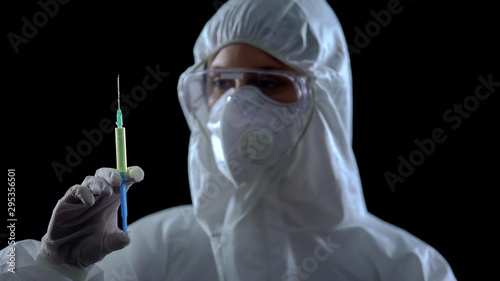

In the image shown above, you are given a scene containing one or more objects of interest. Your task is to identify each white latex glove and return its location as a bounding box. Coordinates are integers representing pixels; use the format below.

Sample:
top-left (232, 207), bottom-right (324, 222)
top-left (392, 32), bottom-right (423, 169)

top-left (39, 166), bottom-right (144, 268)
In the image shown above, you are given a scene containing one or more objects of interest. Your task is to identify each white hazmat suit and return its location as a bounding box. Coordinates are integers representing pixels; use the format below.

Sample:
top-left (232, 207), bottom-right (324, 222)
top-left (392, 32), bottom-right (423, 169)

top-left (1, 0), bottom-right (456, 280)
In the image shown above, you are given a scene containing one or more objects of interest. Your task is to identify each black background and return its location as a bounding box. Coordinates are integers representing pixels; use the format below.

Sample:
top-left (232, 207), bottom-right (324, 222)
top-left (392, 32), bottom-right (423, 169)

top-left (3, 0), bottom-right (498, 279)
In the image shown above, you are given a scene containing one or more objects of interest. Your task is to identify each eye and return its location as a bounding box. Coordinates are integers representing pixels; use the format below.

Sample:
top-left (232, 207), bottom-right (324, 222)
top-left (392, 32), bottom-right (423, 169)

top-left (258, 79), bottom-right (278, 89)
top-left (206, 77), bottom-right (235, 103)
top-left (254, 75), bottom-right (291, 96)
top-left (212, 78), bottom-right (234, 89)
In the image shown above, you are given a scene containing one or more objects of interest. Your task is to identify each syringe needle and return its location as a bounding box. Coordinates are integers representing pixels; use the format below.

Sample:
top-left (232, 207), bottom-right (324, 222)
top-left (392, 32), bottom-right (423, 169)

top-left (117, 75), bottom-right (121, 111)
top-left (116, 74), bottom-right (123, 127)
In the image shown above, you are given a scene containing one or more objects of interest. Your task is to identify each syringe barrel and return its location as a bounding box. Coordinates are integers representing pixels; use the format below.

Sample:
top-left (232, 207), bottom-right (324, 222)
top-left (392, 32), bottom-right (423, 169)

top-left (115, 127), bottom-right (127, 174)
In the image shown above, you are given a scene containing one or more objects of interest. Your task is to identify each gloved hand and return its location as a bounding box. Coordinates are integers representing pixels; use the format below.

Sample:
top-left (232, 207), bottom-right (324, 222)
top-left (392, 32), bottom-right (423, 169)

top-left (39, 166), bottom-right (144, 268)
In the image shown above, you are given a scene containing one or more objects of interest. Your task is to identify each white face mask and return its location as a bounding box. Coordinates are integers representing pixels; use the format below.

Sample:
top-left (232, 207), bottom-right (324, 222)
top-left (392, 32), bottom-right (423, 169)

top-left (207, 86), bottom-right (303, 186)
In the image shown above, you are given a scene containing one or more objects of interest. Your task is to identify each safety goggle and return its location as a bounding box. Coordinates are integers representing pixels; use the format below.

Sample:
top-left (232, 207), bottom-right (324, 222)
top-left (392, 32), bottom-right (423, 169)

top-left (179, 68), bottom-right (311, 121)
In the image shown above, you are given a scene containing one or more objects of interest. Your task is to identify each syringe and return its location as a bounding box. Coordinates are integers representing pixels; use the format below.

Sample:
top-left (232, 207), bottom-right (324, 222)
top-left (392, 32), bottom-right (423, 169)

top-left (116, 75), bottom-right (128, 232)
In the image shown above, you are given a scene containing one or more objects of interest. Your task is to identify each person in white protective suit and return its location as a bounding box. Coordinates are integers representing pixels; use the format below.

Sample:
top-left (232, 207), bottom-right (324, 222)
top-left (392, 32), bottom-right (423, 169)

top-left (1, 0), bottom-right (457, 280)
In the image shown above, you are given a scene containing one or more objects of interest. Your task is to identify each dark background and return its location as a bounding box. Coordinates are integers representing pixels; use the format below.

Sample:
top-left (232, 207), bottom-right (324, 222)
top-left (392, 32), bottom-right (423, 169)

top-left (3, 0), bottom-right (498, 279)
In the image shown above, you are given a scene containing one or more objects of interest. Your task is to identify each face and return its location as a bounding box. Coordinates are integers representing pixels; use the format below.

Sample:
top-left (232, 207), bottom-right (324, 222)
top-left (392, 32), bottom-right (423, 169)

top-left (206, 43), bottom-right (303, 108)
